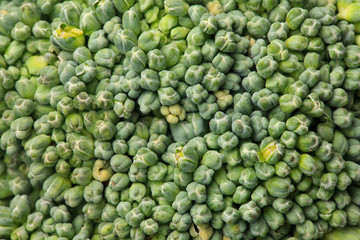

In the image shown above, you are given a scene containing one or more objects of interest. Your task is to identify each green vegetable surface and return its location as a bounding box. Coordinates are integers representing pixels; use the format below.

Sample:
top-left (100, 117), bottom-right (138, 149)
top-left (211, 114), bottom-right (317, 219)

top-left (1, 0), bottom-right (360, 239)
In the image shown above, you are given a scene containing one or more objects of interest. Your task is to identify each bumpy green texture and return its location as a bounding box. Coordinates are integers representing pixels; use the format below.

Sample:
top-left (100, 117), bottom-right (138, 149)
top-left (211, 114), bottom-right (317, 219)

top-left (1, 0), bottom-right (360, 240)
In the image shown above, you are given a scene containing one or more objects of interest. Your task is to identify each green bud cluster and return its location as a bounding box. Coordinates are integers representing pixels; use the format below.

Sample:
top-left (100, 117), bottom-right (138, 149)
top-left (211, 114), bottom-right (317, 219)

top-left (0, 0), bottom-right (359, 240)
